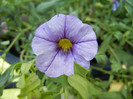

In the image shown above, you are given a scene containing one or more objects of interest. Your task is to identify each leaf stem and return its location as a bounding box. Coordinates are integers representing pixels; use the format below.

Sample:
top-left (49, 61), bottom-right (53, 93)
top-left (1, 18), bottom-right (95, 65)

top-left (91, 65), bottom-right (131, 78)
top-left (65, 88), bottom-right (68, 99)
top-left (3, 27), bottom-right (31, 56)
top-left (126, 40), bottom-right (133, 47)
top-left (5, 32), bottom-right (22, 54)
top-left (109, 47), bottom-right (120, 63)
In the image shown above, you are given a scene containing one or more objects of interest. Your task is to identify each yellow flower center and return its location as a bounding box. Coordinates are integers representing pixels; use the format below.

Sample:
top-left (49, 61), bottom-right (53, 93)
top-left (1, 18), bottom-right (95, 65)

top-left (58, 39), bottom-right (72, 52)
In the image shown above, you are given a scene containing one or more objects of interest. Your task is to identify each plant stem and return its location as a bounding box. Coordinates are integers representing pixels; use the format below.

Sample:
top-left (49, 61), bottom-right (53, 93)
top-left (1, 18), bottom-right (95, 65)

top-left (109, 47), bottom-right (120, 63)
top-left (65, 88), bottom-right (68, 99)
top-left (20, 49), bottom-right (26, 62)
top-left (126, 40), bottom-right (133, 47)
top-left (91, 65), bottom-right (131, 78)
top-left (1, 27), bottom-right (31, 74)
top-left (3, 27), bottom-right (31, 55)
top-left (5, 32), bottom-right (22, 53)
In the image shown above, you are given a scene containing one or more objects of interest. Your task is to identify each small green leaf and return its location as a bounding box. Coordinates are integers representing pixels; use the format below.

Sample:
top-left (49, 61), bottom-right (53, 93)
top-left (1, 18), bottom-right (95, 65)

top-left (114, 31), bottom-right (123, 40)
top-left (68, 74), bottom-right (100, 99)
top-left (36, 0), bottom-right (77, 13)
top-left (127, 0), bottom-right (133, 6)
top-left (99, 35), bottom-right (112, 53)
top-left (18, 73), bottom-right (41, 98)
top-left (94, 2), bottom-right (105, 8)
top-left (125, 1), bottom-right (133, 16)
top-left (27, 89), bottom-right (41, 99)
top-left (95, 54), bottom-right (108, 66)
top-left (0, 40), bottom-right (10, 45)
top-left (95, 92), bottom-right (124, 99)
top-left (41, 92), bottom-right (61, 99)
top-left (16, 75), bottom-right (25, 88)
top-left (128, 66), bottom-right (133, 74)
top-left (110, 59), bottom-right (122, 72)
top-left (21, 60), bottom-right (34, 74)
top-left (49, 75), bottom-right (67, 84)
top-left (74, 62), bottom-right (89, 77)
top-left (0, 87), bottom-right (3, 96)
top-left (0, 63), bottom-right (19, 87)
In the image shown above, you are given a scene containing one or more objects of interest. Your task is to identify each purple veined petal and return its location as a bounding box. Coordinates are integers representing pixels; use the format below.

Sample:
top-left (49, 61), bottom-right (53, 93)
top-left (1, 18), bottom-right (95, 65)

top-left (31, 36), bottom-right (57, 55)
top-left (47, 14), bottom-right (66, 41)
top-left (65, 15), bottom-right (84, 43)
top-left (36, 50), bottom-right (58, 73)
top-left (45, 50), bottom-right (74, 78)
top-left (65, 15), bottom-right (96, 43)
top-left (35, 14), bottom-right (65, 42)
top-left (75, 24), bottom-right (97, 43)
top-left (73, 40), bottom-right (98, 61)
top-left (72, 50), bottom-right (90, 69)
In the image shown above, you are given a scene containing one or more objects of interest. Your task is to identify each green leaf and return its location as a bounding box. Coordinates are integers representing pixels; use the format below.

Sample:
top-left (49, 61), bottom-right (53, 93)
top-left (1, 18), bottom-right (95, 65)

top-left (41, 92), bottom-right (61, 99)
top-left (0, 40), bottom-right (10, 45)
top-left (95, 92), bottom-right (124, 99)
top-left (99, 35), bottom-right (112, 53)
top-left (16, 75), bottom-right (25, 88)
top-left (128, 66), bottom-right (133, 74)
top-left (95, 35), bottom-right (111, 66)
top-left (36, 0), bottom-right (76, 13)
top-left (94, 2), bottom-right (105, 8)
top-left (21, 60), bottom-right (34, 74)
top-left (0, 63), bottom-right (19, 87)
top-left (0, 87), bottom-right (3, 96)
top-left (110, 59), bottom-right (122, 72)
top-left (18, 73), bottom-right (41, 98)
top-left (125, 1), bottom-right (133, 16)
top-left (27, 89), bottom-right (41, 99)
top-left (127, 0), bottom-right (133, 6)
top-left (95, 54), bottom-right (108, 66)
top-left (74, 62), bottom-right (89, 78)
top-left (49, 75), bottom-right (67, 84)
top-left (68, 74), bottom-right (100, 99)
top-left (114, 31), bottom-right (123, 41)
top-left (114, 47), bottom-right (133, 66)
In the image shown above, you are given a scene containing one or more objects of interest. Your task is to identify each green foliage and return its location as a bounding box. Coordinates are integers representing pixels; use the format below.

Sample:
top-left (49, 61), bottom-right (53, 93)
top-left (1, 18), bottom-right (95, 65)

top-left (0, 62), bottom-right (21, 96)
top-left (0, 63), bottom-right (21, 88)
top-left (41, 91), bottom-right (61, 99)
top-left (17, 73), bottom-right (41, 98)
top-left (95, 92), bottom-right (124, 99)
top-left (16, 61), bottom-right (41, 98)
top-left (20, 60), bottom-right (34, 74)
top-left (74, 62), bottom-right (89, 77)
top-left (36, 0), bottom-right (78, 13)
top-left (68, 74), bottom-right (101, 99)
top-left (111, 59), bottom-right (122, 72)
top-left (125, 0), bottom-right (133, 16)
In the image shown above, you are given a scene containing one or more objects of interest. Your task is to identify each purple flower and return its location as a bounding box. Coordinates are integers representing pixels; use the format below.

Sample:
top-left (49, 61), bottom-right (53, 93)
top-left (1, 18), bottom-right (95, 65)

top-left (112, 0), bottom-right (119, 11)
top-left (31, 14), bottom-right (98, 77)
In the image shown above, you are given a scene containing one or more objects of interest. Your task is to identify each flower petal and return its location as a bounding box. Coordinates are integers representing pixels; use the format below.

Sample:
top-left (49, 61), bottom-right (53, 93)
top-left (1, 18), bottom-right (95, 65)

top-left (45, 51), bottom-right (74, 77)
top-left (72, 50), bottom-right (90, 69)
top-left (77, 24), bottom-right (97, 43)
top-left (65, 15), bottom-right (83, 43)
top-left (65, 15), bottom-right (96, 43)
top-left (35, 14), bottom-right (65, 42)
top-left (31, 36), bottom-right (57, 55)
top-left (113, 0), bottom-right (119, 11)
top-left (36, 50), bottom-right (58, 73)
top-left (47, 14), bottom-right (66, 41)
top-left (73, 41), bottom-right (98, 61)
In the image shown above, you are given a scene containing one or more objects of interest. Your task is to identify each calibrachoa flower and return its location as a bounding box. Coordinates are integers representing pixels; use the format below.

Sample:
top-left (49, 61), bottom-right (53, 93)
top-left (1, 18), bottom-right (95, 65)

top-left (32, 14), bottom-right (98, 77)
